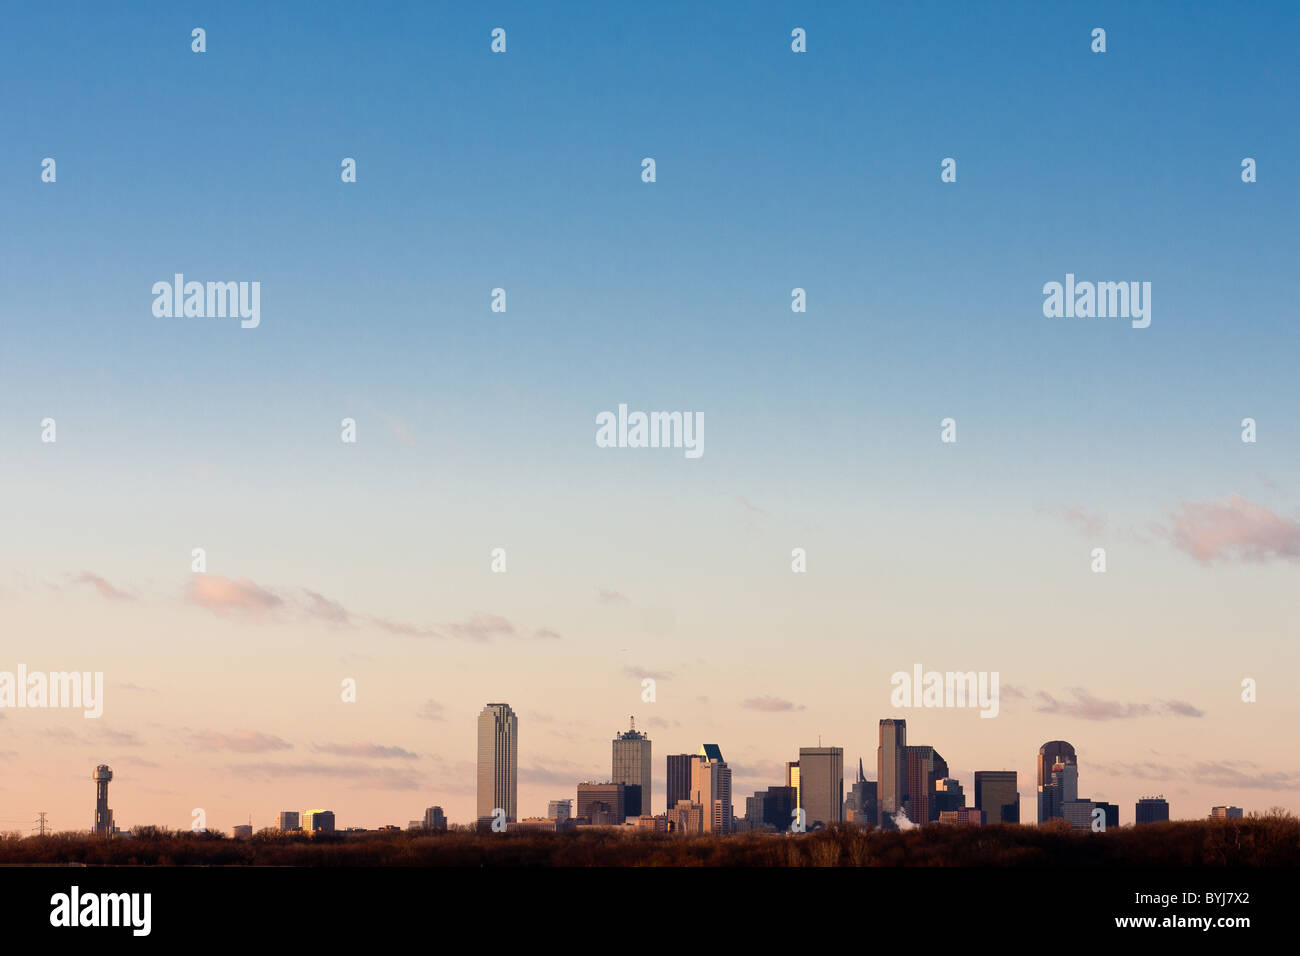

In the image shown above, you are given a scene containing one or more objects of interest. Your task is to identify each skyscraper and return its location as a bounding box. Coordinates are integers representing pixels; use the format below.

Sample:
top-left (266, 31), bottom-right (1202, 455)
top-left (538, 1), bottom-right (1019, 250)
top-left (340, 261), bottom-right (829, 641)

top-left (612, 716), bottom-right (652, 816)
top-left (1038, 755), bottom-right (1079, 823)
top-left (845, 759), bottom-right (878, 825)
top-left (477, 702), bottom-right (518, 824)
top-left (877, 719), bottom-right (906, 827)
top-left (277, 810), bottom-right (300, 831)
top-left (576, 782), bottom-right (626, 824)
top-left (904, 745), bottom-right (949, 824)
top-left (974, 770), bottom-right (1020, 824)
top-left (691, 744), bottom-right (732, 833)
top-left (423, 806), bottom-right (447, 831)
top-left (1037, 741), bottom-right (1076, 789)
top-left (1211, 805), bottom-right (1243, 820)
top-left (1036, 741), bottom-right (1077, 824)
top-left (93, 765), bottom-right (114, 837)
top-left (1136, 796), bottom-right (1170, 824)
top-left (786, 761), bottom-right (801, 809)
top-left (798, 746), bottom-right (844, 827)
top-left (666, 753), bottom-right (694, 809)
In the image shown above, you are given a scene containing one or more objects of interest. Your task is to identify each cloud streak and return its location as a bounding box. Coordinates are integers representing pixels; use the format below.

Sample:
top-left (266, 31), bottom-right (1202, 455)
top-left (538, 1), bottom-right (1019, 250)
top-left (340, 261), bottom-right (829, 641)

top-left (1159, 495), bottom-right (1300, 564)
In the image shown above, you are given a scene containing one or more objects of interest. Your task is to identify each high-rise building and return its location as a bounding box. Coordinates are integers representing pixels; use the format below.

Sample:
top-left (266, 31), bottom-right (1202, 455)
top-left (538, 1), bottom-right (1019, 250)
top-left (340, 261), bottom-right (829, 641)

top-left (477, 702), bottom-right (518, 824)
top-left (577, 782), bottom-right (626, 824)
top-left (760, 785), bottom-right (796, 832)
top-left (232, 825), bottom-right (253, 839)
top-left (904, 745), bottom-right (949, 824)
top-left (1211, 805), bottom-right (1243, 820)
top-left (277, 811), bottom-right (301, 831)
top-left (666, 754), bottom-right (694, 809)
top-left (692, 744), bottom-right (732, 833)
top-left (1037, 741), bottom-right (1076, 790)
top-left (1135, 796), bottom-right (1170, 824)
top-left (1095, 802), bottom-right (1119, 829)
top-left (423, 806), bottom-right (447, 831)
top-left (667, 799), bottom-right (705, 835)
top-left (798, 746), bottom-right (844, 827)
top-left (302, 809), bottom-right (336, 835)
top-left (845, 759), bottom-right (878, 826)
top-left (547, 800), bottom-right (572, 823)
top-left (1062, 799), bottom-right (1099, 831)
top-left (877, 719), bottom-right (907, 827)
top-left (974, 771), bottom-right (1020, 824)
top-left (612, 717), bottom-right (652, 816)
top-left (933, 777), bottom-right (965, 815)
top-left (93, 765), bottom-right (115, 837)
top-left (1037, 753), bottom-right (1078, 824)
top-left (786, 761), bottom-right (801, 809)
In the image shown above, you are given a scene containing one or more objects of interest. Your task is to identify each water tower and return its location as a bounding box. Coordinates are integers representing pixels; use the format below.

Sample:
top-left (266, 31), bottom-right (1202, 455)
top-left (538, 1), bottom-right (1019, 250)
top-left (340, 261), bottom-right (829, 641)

top-left (93, 765), bottom-right (115, 837)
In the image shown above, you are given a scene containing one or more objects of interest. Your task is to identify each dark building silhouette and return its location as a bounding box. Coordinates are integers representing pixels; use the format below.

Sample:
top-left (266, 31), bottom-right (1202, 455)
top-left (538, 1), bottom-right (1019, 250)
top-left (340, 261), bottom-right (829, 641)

top-left (845, 759), bottom-right (878, 825)
top-left (763, 785), bottom-right (797, 831)
top-left (1135, 796), bottom-right (1170, 824)
top-left (904, 745), bottom-right (948, 824)
top-left (666, 754), bottom-right (694, 809)
top-left (933, 778), bottom-right (964, 815)
top-left (1095, 802), bottom-right (1120, 829)
top-left (423, 806), bottom-right (447, 831)
top-left (974, 770), bottom-right (1020, 824)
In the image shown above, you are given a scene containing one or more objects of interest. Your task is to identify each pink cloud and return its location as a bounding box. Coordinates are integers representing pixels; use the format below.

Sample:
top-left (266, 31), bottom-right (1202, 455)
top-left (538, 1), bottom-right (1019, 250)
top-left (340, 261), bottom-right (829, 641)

top-left (187, 575), bottom-right (284, 615)
top-left (1161, 494), bottom-right (1300, 563)
top-left (76, 572), bottom-right (132, 600)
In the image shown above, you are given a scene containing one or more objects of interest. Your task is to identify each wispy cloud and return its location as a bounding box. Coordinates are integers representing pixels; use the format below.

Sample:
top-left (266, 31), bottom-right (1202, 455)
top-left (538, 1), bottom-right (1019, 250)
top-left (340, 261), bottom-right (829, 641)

top-left (416, 700), bottom-right (445, 722)
top-left (185, 575), bottom-right (559, 642)
top-left (187, 576), bottom-right (283, 615)
top-left (1033, 688), bottom-right (1203, 721)
top-left (76, 572), bottom-right (133, 601)
top-left (1094, 759), bottom-right (1297, 791)
top-left (1158, 494), bottom-right (1300, 563)
top-left (191, 730), bottom-right (294, 753)
top-left (597, 587), bottom-right (630, 606)
top-left (623, 664), bottom-right (673, 680)
top-left (741, 695), bottom-right (805, 712)
top-left (1038, 505), bottom-right (1106, 538)
top-left (311, 742), bottom-right (418, 760)
top-left (735, 495), bottom-right (770, 517)
top-left (228, 761), bottom-right (422, 790)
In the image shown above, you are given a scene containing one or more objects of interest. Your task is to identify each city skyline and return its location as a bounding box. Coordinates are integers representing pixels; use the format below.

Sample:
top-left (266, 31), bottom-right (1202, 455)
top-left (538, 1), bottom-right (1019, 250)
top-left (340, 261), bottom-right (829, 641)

top-left (1, 1), bottom-right (1297, 838)
top-left (1, 711), bottom-right (1271, 836)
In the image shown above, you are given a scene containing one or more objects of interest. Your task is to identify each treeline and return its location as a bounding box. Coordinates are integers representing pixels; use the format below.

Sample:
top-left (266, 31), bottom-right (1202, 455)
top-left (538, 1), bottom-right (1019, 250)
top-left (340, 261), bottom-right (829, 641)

top-left (0, 813), bottom-right (1296, 866)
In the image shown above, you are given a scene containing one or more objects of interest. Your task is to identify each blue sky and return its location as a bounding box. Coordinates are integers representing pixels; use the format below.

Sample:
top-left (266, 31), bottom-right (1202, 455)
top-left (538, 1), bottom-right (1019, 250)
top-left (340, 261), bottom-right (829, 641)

top-left (0, 1), bottom-right (1297, 828)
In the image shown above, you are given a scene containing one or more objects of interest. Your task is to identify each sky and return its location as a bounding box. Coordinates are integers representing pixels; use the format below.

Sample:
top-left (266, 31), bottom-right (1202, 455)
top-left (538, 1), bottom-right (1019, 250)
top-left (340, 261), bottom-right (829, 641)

top-left (0, 0), bottom-right (1297, 834)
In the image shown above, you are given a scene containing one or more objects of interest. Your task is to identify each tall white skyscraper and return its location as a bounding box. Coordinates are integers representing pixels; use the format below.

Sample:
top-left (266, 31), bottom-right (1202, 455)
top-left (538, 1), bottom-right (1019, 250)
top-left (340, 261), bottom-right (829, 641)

top-left (877, 719), bottom-right (906, 826)
top-left (691, 744), bottom-right (732, 834)
top-left (612, 716), bottom-right (653, 816)
top-left (477, 702), bottom-right (518, 823)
